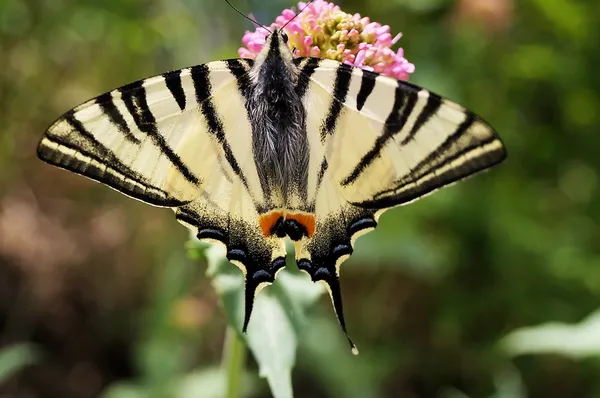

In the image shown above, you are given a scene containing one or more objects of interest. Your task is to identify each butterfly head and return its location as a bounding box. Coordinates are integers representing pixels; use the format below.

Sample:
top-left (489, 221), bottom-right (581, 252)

top-left (254, 28), bottom-right (295, 67)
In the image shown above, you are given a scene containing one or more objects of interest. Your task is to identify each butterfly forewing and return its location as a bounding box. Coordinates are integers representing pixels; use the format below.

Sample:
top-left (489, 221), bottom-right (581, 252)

top-left (304, 60), bottom-right (506, 208)
top-left (38, 61), bottom-right (249, 207)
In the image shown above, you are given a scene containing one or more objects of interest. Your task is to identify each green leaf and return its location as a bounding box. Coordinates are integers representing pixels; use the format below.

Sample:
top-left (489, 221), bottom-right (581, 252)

top-left (134, 252), bottom-right (202, 386)
top-left (102, 367), bottom-right (258, 398)
top-left (177, 367), bottom-right (258, 398)
top-left (247, 292), bottom-right (294, 398)
top-left (0, 343), bottom-right (40, 384)
top-left (438, 365), bottom-right (527, 398)
top-left (501, 309), bottom-right (600, 358)
top-left (299, 315), bottom-right (386, 398)
top-left (101, 383), bottom-right (148, 398)
top-left (196, 240), bottom-right (324, 398)
top-left (391, 0), bottom-right (451, 13)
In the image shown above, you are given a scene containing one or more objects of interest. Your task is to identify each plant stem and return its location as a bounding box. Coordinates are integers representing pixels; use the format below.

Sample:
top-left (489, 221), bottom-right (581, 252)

top-left (222, 326), bottom-right (246, 398)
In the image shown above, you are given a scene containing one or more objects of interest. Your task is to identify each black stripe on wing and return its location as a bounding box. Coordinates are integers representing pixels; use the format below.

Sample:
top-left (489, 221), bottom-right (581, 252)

top-left (191, 64), bottom-right (252, 194)
top-left (295, 57), bottom-right (321, 97)
top-left (354, 114), bottom-right (507, 209)
top-left (225, 59), bottom-right (252, 98)
top-left (118, 80), bottom-right (201, 186)
top-left (320, 63), bottom-right (353, 142)
top-left (341, 80), bottom-right (419, 186)
top-left (225, 58), bottom-right (280, 202)
top-left (38, 112), bottom-right (186, 207)
top-left (399, 91), bottom-right (442, 146)
top-left (95, 92), bottom-right (141, 144)
top-left (356, 70), bottom-right (377, 111)
top-left (163, 69), bottom-right (187, 111)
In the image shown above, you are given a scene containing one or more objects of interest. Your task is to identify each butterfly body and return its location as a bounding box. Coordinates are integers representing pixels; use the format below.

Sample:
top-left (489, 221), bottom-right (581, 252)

top-left (246, 30), bottom-right (309, 208)
top-left (38, 29), bottom-right (506, 351)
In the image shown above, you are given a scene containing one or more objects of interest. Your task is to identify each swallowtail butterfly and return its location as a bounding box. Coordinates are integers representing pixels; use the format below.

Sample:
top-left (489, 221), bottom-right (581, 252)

top-left (37, 28), bottom-right (506, 353)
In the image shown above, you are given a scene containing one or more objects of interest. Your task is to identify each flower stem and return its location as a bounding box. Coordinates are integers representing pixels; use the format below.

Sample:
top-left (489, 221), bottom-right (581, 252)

top-left (222, 326), bottom-right (246, 398)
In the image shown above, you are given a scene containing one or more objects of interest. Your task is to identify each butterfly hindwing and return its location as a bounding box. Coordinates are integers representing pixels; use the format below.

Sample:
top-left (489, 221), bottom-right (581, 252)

top-left (175, 197), bottom-right (286, 333)
top-left (292, 170), bottom-right (380, 352)
top-left (175, 60), bottom-right (289, 329)
top-left (288, 58), bottom-right (506, 348)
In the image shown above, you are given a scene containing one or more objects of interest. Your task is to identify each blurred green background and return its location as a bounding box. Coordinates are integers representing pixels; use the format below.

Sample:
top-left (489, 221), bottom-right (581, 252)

top-left (1, 0), bottom-right (600, 397)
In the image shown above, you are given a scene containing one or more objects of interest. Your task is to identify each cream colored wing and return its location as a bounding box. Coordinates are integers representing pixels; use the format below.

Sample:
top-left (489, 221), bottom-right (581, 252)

top-left (289, 57), bottom-right (506, 352)
top-left (303, 58), bottom-right (506, 208)
top-left (173, 59), bottom-right (288, 332)
top-left (37, 60), bottom-right (259, 207)
top-left (38, 59), bottom-right (286, 332)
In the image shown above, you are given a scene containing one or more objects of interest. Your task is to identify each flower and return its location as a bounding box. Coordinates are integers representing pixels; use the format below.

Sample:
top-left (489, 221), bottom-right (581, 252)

top-left (238, 1), bottom-right (415, 81)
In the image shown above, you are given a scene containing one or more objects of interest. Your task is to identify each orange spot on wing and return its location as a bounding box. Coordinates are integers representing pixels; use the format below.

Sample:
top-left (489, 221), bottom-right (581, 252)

top-left (287, 212), bottom-right (316, 238)
top-left (259, 211), bottom-right (283, 236)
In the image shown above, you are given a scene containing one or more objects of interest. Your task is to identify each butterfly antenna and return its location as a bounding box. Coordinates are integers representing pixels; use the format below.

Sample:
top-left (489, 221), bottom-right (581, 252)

top-left (281, 0), bottom-right (314, 30)
top-left (224, 0), bottom-right (271, 34)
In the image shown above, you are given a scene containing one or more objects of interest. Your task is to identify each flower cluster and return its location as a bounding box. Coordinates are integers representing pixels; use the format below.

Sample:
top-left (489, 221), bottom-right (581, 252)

top-left (238, 1), bottom-right (415, 81)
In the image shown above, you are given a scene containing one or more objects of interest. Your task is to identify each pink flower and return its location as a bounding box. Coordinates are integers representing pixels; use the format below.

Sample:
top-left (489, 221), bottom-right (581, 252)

top-left (238, 1), bottom-right (415, 81)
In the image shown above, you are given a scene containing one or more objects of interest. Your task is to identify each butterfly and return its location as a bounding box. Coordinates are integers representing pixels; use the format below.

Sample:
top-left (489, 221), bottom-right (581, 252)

top-left (37, 28), bottom-right (506, 353)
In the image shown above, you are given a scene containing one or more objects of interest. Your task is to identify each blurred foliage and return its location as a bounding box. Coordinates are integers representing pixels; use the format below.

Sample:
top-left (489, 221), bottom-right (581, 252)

top-left (197, 240), bottom-right (324, 398)
top-left (0, 343), bottom-right (40, 384)
top-left (1, 0), bottom-right (600, 397)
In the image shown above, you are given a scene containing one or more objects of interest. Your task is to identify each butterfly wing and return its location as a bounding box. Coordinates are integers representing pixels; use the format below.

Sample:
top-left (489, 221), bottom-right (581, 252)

top-left (37, 59), bottom-right (285, 330)
top-left (306, 59), bottom-right (506, 207)
top-left (38, 61), bottom-right (251, 206)
top-left (291, 58), bottom-right (506, 349)
top-left (172, 59), bottom-right (288, 330)
top-left (292, 170), bottom-right (379, 353)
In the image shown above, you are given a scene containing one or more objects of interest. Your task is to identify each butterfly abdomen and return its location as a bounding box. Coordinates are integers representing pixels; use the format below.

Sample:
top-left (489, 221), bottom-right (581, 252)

top-left (248, 36), bottom-right (309, 203)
